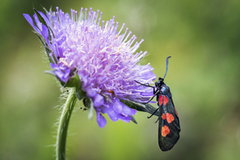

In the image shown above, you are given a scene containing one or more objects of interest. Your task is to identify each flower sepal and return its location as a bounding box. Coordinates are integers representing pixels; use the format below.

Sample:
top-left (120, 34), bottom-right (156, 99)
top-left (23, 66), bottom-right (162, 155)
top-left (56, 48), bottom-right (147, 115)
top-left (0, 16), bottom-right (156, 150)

top-left (120, 99), bottom-right (160, 118)
top-left (45, 70), bottom-right (87, 100)
top-left (83, 97), bottom-right (94, 120)
top-left (129, 115), bottom-right (138, 124)
top-left (63, 74), bottom-right (87, 101)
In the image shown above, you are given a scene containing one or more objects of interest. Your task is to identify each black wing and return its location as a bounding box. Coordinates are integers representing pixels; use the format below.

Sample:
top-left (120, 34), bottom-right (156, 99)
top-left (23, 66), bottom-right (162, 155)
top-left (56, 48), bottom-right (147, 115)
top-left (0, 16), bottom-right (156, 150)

top-left (158, 94), bottom-right (180, 151)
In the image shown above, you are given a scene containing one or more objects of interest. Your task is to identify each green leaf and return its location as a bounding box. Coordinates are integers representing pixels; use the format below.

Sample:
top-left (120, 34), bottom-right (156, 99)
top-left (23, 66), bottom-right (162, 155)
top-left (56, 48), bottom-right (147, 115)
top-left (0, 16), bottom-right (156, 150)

top-left (45, 71), bottom-right (86, 100)
top-left (144, 103), bottom-right (160, 117)
top-left (129, 115), bottom-right (138, 124)
top-left (120, 99), bottom-right (159, 117)
top-left (83, 97), bottom-right (94, 120)
top-left (34, 32), bottom-right (54, 63)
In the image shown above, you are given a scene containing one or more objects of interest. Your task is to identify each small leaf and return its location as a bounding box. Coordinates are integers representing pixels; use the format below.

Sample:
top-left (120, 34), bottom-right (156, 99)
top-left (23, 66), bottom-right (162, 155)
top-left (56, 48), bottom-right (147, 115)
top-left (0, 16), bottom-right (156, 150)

top-left (83, 97), bottom-right (94, 120)
top-left (120, 99), bottom-right (159, 117)
top-left (144, 103), bottom-right (160, 117)
top-left (129, 115), bottom-right (137, 124)
top-left (120, 99), bottom-right (147, 112)
top-left (33, 8), bottom-right (46, 26)
top-left (43, 7), bottom-right (54, 27)
top-left (34, 32), bottom-right (53, 63)
top-left (63, 72), bottom-right (79, 87)
top-left (44, 70), bottom-right (55, 76)
top-left (45, 70), bottom-right (86, 100)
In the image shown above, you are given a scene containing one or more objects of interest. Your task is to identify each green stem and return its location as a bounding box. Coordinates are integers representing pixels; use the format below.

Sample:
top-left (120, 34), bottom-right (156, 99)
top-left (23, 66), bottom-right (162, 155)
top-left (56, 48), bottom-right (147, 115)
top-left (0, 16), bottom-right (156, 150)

top-left (56, 88), bottom-right (77, 160)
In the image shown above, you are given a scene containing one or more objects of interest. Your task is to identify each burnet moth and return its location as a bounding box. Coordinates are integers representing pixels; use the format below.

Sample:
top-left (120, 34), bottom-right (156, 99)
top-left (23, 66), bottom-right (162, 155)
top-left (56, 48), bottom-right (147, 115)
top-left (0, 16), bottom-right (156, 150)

top-left (137, 56), bottom-right (180, 151)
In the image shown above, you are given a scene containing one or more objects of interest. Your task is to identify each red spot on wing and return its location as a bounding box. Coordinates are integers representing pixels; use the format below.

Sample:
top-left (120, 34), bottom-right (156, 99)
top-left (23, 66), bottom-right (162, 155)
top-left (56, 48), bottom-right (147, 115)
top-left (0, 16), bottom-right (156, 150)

top-left (159, 95), bottom-right (163, 105)
top-left (163, 95), bottom-right (168, 105)
top-left (162, 125), bottom-right (170, 137)
top-left (166, 113), bottom-right (174, 123)
top-left (158, 95), bottom-right (169, 106)
top-left (162, 113), bottom-right (166, 120)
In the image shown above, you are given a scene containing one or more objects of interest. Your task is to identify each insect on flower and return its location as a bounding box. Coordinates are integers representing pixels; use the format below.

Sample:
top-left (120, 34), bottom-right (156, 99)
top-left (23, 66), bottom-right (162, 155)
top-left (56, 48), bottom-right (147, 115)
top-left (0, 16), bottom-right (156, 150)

top-left (136, 56), bottom-right (180, 151)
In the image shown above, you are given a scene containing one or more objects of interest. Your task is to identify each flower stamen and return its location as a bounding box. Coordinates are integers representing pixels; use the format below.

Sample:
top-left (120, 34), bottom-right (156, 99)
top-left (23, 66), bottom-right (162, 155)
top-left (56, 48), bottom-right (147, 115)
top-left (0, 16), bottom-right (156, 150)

top-left (59, 58), bottom-right (69, 66)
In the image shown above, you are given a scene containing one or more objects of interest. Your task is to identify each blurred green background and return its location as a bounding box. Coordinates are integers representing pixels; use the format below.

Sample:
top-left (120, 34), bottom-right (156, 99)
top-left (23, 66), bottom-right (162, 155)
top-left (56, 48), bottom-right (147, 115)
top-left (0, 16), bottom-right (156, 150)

top-left (1, 0), bottom-right (240, 159)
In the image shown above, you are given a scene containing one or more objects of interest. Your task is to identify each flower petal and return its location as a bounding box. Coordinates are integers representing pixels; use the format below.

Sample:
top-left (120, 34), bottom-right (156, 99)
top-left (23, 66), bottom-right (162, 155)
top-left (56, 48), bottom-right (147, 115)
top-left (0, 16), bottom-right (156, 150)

top-left (85, 87), bottom-right (97, 98)
top-left (118, 115), bottom-right (131, 123)
top-left (96, 112), bottom-right (106, 128)
top-left (112, 98), bottom-right (123, 114)
top-left (102, 104), bottom-right (118, 122)
top-left (93, 94), bottom-right (104, 107)
top-left (23, 13), bottom-right (40, 33)
top-left (122, 104), bottom-right (137, 116)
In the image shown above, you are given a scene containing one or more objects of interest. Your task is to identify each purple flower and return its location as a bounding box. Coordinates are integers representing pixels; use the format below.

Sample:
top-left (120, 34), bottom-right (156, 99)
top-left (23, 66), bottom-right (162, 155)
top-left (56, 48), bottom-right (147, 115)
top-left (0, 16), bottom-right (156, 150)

top-left (24, 7), bottom-right (156, 128)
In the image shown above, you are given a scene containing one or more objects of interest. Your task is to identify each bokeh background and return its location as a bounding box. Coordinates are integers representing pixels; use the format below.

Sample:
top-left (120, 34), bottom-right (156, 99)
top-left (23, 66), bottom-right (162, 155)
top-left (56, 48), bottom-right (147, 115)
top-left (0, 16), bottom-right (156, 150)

top-left (1, 0), bottom-right (240, 159)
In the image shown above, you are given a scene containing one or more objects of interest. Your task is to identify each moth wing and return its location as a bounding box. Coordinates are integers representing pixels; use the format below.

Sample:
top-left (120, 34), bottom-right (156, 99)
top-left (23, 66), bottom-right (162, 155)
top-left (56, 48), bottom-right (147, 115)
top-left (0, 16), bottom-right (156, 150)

top-left (158, 94), bottom-right (180, 151)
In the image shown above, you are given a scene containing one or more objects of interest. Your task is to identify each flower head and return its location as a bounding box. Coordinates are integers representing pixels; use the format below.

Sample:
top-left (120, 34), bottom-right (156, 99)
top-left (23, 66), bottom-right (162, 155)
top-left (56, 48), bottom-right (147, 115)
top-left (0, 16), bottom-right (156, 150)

top-left (24, 7), bottom-right (156, 128)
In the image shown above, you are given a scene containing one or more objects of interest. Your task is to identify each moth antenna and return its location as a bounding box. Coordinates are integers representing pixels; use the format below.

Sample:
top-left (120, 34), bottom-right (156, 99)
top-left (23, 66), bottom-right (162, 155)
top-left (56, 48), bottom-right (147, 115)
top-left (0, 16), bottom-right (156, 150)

top-left (163, 56), bottom-right (171, 79)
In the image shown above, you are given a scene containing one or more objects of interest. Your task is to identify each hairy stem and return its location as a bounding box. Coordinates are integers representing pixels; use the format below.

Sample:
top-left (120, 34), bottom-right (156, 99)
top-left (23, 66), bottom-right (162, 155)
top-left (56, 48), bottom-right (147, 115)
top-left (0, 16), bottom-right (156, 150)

top-left (56, 88), bottom-right (77, 160)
